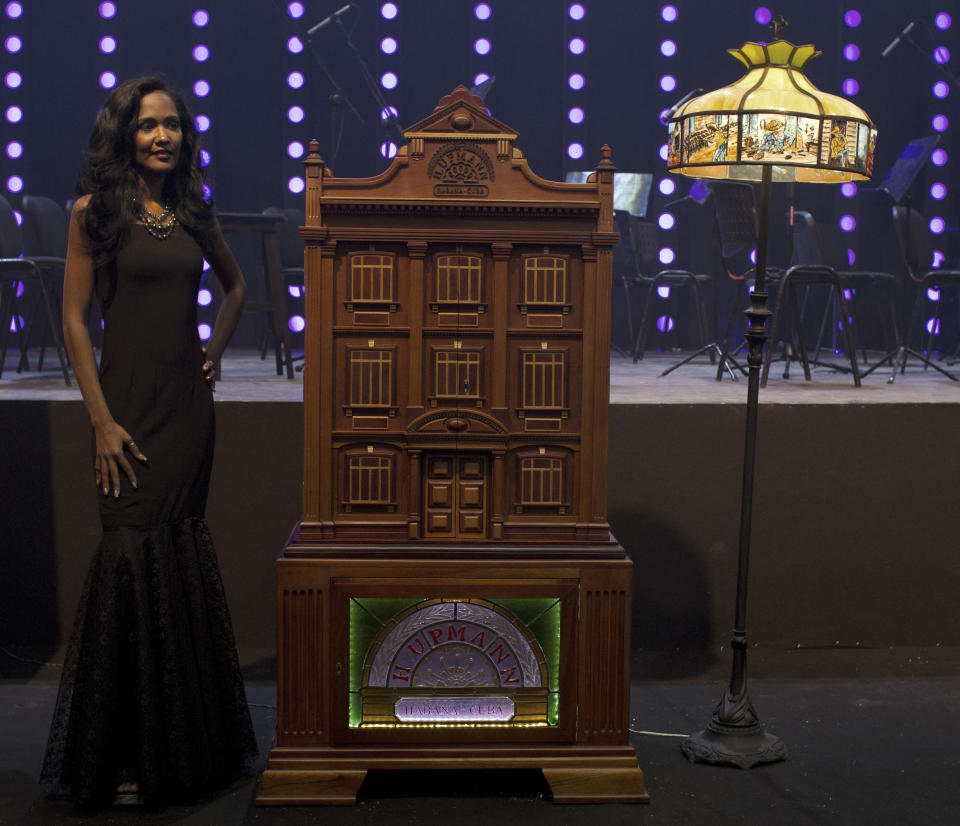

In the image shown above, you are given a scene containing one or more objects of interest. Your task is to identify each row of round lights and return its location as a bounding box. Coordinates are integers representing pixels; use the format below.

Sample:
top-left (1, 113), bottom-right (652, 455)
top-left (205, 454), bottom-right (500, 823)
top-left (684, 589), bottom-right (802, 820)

top-left (654, 5), bottom-right (680, 335)
top-left (565, 3), bottom-right (586, 164)
top-left (97, 2), bottom-right (118, 92)
top-left (285, 1), bottom-right (307, 199)
top-left (379, 2), bottom-right (400, 160)
top-left (925, 11), bottom-right (953, 338)
top-left (837, 8), bottom-right (861, 260)
top-left (4, 1), bottom-right (25, 203)
top-left (471, 3), bottom-right (493, 110)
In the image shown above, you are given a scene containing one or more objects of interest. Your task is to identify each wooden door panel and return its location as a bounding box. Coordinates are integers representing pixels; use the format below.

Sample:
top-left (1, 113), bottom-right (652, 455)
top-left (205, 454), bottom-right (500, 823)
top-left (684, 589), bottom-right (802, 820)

top-left (424, 454), bottom-right (487, 539)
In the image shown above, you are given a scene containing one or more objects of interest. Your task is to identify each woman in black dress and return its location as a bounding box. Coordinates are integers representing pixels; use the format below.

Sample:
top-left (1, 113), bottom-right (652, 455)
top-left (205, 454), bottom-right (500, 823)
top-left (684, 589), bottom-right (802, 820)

top-left (41, 76), bottom-right (256, 809)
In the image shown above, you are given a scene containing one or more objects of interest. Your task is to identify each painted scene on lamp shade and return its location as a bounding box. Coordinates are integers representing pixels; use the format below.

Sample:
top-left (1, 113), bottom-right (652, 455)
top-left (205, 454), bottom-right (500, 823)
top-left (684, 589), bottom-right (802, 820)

top-left (669, 112), bottom-right (876, 177)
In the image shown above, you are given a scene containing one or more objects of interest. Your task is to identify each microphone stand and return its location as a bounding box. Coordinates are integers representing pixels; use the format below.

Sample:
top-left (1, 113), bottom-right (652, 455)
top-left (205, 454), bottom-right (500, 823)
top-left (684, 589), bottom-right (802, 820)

top-left (333, 15), bottom-right (404, 147)
top-left (303, 32), bottom-right (365, 169)
top-left (889, 20), bottom-right (960, 91)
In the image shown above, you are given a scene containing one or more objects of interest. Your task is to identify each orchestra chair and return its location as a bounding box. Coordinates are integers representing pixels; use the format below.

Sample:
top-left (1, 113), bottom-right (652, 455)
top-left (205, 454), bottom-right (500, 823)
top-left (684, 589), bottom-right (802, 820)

top-left (0, 194), bottom-right (70, 384)
top-left (760, 210), bottom-right (861, 387)
top-left (885, 205), bottom-right (960, 380)
top-left (624, 214), bottom-right (712, 365)
top-left (263, 207), bottom-right (305, 366)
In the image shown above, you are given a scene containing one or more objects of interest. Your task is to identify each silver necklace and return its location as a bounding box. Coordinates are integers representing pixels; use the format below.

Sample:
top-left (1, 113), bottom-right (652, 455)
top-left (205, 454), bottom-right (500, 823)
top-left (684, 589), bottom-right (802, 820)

top-left (138, 202), bottom-right (178, 240)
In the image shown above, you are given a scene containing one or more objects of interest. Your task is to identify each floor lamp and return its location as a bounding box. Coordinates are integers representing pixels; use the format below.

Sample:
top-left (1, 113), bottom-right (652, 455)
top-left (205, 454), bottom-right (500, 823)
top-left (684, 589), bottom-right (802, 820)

top-left (665, 17), bottom-right (877, 768)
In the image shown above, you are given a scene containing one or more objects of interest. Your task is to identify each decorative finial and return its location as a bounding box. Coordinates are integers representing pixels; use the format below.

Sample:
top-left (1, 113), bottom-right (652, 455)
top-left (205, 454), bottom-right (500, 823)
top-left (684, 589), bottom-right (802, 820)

top-left (770, 14), bottom-right (788, 40)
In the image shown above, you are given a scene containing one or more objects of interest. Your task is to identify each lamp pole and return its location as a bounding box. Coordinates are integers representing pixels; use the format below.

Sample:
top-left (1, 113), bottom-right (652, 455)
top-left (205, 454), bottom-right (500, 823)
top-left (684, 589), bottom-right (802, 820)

top-left (681, 164), bottom-right (788, 768)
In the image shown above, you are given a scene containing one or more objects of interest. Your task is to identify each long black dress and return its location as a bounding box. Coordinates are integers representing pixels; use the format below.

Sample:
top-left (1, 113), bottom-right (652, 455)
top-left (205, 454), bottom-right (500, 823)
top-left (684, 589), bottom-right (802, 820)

top-left (41, 225), bottom-right (258, 809)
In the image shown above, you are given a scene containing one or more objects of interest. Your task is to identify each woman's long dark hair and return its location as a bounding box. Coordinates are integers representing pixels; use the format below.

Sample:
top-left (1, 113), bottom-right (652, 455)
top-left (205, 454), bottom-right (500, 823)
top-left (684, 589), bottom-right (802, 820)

top-left (78, 75), bottom-right (216, 268)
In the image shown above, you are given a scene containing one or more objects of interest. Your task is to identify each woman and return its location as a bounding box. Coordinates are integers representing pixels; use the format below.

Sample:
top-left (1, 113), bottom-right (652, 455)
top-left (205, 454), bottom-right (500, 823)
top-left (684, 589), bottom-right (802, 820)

top-left (40, 76), bottom-right (256, 809)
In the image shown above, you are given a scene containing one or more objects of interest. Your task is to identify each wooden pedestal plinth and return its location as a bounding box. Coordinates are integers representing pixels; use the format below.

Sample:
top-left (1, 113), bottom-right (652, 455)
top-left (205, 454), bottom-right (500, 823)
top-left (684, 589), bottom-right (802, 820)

top-left (256, 537), bottom-right (649, 806)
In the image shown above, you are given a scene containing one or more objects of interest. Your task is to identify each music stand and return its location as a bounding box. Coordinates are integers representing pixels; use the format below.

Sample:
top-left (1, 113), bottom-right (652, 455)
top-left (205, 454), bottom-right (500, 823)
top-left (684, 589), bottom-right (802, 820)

top-left (858, 136), bottom-right (955, 382)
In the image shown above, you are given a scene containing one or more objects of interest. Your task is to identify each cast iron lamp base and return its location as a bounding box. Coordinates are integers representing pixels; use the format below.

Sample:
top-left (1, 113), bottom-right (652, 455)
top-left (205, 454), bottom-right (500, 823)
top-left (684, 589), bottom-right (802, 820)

top-left (681, 689), bottom-right (788, 769)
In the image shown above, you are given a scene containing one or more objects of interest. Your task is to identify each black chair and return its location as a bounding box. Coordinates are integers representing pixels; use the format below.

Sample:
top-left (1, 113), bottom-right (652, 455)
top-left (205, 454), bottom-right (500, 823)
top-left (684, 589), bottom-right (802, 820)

top-left (873, 205), bottom-right (960, 381)
top-left (622, 214), bottom-right (713, 368)
top-left (760, 211), bottom-right (861, 387)
top-left (0, 194), bottom-right (70, 384)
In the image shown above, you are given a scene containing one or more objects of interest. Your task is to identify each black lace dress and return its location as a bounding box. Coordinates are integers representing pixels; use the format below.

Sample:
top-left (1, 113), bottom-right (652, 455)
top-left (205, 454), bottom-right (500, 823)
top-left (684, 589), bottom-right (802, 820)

top-left (40, 225), bottom-right (258, 809)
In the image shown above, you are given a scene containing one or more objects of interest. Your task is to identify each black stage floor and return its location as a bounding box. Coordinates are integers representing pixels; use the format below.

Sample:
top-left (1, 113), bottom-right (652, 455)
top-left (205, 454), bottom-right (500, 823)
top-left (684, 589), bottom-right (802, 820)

top-left (3, 659), bottom-right (959, 825)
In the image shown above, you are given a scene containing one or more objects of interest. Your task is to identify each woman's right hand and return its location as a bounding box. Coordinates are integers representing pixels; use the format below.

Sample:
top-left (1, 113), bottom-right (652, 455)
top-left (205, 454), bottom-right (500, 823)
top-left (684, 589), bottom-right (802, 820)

top-left (94, 421), bottom-right (148, 498)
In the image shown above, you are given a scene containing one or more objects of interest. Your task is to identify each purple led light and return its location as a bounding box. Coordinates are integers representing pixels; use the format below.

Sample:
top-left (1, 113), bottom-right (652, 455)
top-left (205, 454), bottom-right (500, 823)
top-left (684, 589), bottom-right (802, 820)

top-left (193, 44), bottom-right (211, 61)
top-left (381, 2), bottom-right (398, 20)
top-left (844, 9), bottom-right (861, 27)
top-left (381, 105), bottom-right (399, 121)
top-left (840, 182), bottom-right (858, 198)
top-left (380, 141), bottom-right (398, 159)
top-left (927, 286), bottom-right (941, 301)
top-left (749, 249), bottom-right (757, 265)
top-left (933, 251), bottom-right (945, 268)
top-left (847, 249), bottom-right (856, 266)
top-left (99, 35), bottom-right (117, 53)
top-left (5, 2), bottom-right (23, 19)
top-left (6, 174), bottom-right (24, 193)
top-left (661, 4), bottom-right (678, 23)
top-left (932, 114), bottom-right (949, 132)
top-left (659, 247), bottom-right (675, 265)
top-left (568, 106), bottom-right (585, 125)
top-left (567, 142), bottom-right (584, 160)
top-left (5, 35), bottom-right (22, 53)
top-left (934, 46), bottom-right (950, 64)
top-left (474, 72), bottom-right (490, 87)
top-left (659, 144), bottom-right (669, 161)
top-left (569, 37), bottom-right (586, 55)
top-left (194, 114), bottom-right (210, 132)
top-left (202, 183), bottom-right (212, 200)
top-left (929, 217), bottom-right (946, 234)
top-left (197, 288), bottom-right (213, 307)
top-left (198, 323), bottom-right (212, 341)
top-left (380, 36), bottom-right (398, 54)
top-left (286, 36), bottom-right (303, 55)
top-left (98, 1), bottom-right (117, 19)
top-left (660, 74), bottom-right (677, 93)
top-left (656, 315), bottom-right (675, 333)
top-left (287, 106), bottom-right (304, 124)
top-left (288, 176), bottom-right (305, 194)
top-left (658, 212), bottom-right (675, 230)
top-left (933, 80), bottom-right (950, 99)
top-left (199, 148), bottom-right (211, 167)
top-left (14, 280), bottom-right (24, 296)
top-left (843, 43), bottom-right (860, 62)
top-left (569, 3), bottom-right (586, 21)
top-left (9, 314), bottom-right (25, 333)
top-left (568, 73), bottom-right (585, 91)
top-left (931, 182), bottom-right (948, 200)
top-left (287, 1), bottom-right (305, 18)
top-left (5, 140), bottom-right (22, 159)
top-left (660, 39), bottom-right (677, 57)
top-left (931, 148), bottom-right (948, 166)
top-left (474, 38), bottom-right (491, 56)
top-left (287, 71), bottom-right (305, 89)
top-left (842, 78), bottom-right (859, 96)
top-left (474, 3), bottom-right (492, 21)
top-left (839, 215), bottom-right (856, 232)
top-left (287, 141), bottom-right (305, 159)
top-left (4, 70), bottom-right (21, 89)
top-left (659, 177), bottom-right (676, 196)
top-left (657, 286), bottom-right (671, 299)
top-left (192, 9), bottom-right (210, 27)
top-left (288, 315), bottom-right (306, 333)
top-left (193, 79), bottom-right (210, 97)
top-left (288, 285), bottom-right (302, 298)
top-left (843, 289), bottom-right (854, 301)
top-left (99, 72), bottom-right (117, 90)
top-left (935, 12), bottom-right (952, 30)
top-left (381, 72), bottom-right (398, 90)
top-left (926, 318), bottom-right (940, 335)
top-left (754, 7), bottom-right (772, 25)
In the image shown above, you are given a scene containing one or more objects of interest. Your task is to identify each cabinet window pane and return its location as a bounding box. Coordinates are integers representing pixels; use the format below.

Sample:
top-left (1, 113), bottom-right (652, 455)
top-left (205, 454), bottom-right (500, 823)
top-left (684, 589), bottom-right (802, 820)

top-left (350, 350), bottom-right (394, 406)
top-left (348, 455), bottom-right (393, 504)
top-left (524, 256), bottom-right (566, 305)
top-left (435, 351), bottom-right (480, 398)
top-left (351, 254), bottom-right (394, 302)
top-left (521, 352), bottom-right (565, 409)
top-left (436, 254), bottom-right (482, 303)
top-left (521, 457), bottom-right (564, 505)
